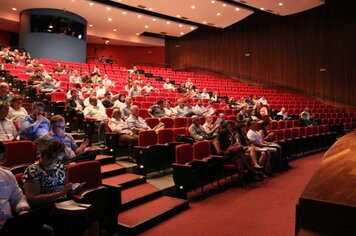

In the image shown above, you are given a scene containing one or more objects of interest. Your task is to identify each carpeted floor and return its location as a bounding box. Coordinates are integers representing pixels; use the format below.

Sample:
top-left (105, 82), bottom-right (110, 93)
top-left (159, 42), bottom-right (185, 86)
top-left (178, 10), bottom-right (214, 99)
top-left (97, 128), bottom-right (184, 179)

top-left (141, 152), bottom-right (324, 236)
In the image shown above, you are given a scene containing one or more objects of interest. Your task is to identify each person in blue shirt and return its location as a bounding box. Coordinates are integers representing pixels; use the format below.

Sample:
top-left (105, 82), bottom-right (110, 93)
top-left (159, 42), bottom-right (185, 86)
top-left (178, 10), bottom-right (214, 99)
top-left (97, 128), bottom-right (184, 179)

top-left (18, 102), bottom-right (50, 140)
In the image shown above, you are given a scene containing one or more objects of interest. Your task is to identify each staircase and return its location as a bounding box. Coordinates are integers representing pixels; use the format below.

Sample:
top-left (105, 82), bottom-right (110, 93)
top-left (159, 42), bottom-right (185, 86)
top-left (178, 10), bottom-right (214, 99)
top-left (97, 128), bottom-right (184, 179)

top-left (96, 153), bottom-right (189, 235)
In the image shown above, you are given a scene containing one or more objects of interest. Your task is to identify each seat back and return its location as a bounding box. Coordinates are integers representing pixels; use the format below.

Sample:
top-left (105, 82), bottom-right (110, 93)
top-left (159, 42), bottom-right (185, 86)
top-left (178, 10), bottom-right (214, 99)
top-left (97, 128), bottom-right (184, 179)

top-left (175, 144), bottom-right (193, 164)
top-left (174, 117), bottom-right (187, 128)
top-left (193, 141), bottom-right (211, 160)
top-left (160, 117), bottom-right (174, 128)
top-left (138, 130), bottom-right (157, 146)
top-left (67, 161), bottom-right (102, 189)
top-left (157, 129), bottom-right (174, 144)
top-left (145, 118), bottom-right (159, 129)
top-left (51, 92), bottom-right (67, 102)
top-left (3, 141), bottom-right (36, 167)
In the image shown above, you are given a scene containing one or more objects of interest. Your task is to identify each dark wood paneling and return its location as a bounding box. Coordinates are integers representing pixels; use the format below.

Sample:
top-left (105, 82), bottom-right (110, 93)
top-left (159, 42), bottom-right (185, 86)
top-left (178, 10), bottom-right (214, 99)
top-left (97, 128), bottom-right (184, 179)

top-left (166, 0), bottom-right (355, 107)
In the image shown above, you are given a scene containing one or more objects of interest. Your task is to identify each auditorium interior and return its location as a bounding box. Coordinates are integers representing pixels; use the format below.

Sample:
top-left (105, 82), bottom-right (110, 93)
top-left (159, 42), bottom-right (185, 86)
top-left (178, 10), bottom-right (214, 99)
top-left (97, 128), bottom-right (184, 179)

top-left (0, 0), bottom-right (355, 235)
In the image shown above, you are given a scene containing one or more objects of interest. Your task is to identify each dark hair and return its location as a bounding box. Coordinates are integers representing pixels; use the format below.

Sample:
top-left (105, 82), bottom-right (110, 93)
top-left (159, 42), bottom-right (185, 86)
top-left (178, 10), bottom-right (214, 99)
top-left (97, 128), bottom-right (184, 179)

top-left (74, 83), bottom-right (81, 89)
top-left (50, 115), bottom-right (65, 126)
top-left (32, 101), bottom-right (45, 110)
top-left (39, 141), bottom-right (65, 162)
top-left (260, 120), bottom-right (270, 131)
top-left (157, 99), bottom-right (164, 105)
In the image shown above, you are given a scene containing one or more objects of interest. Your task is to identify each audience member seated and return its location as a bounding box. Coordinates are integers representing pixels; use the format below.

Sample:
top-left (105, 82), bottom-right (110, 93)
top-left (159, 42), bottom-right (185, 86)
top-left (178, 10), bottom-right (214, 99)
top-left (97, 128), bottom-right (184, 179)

top-left (188, 115), bottom-right (215, 141)
top-left (69, 70), bottom-right (82, 84)
top-left (120, 97), bottom-right (133, 119)
top-left (128, 81), bottom-right (142, 97)
top-left (184, 78), bottom-right (193, 89)
top-left (19, 102), bottom-right (50, 140)
top-left (258, 95), bottom-right (269, 106)
top-left (277, 107), bottom-right (290, 120)
top-left (258, 120), bottom-right (274, 142)
top-left (101, 92), bottom-right (114, 108)
top-left (39, 76), bottom-right (56, 99)
top-left (83, 97), bottom-right (107, 148)
top-left (210, 91), bottom-right (219, 103)
top-left (148, 99), bottom-right (166, 118)
top-left (66, 89), bottom-right (85, 131)
top-left (174, 99), bottom-right (187, 117)
top-left (206, 101), bottom-right (217, 116)
top-left (113, 94), bottom-right (126, 109)
top-left (228, 97), bottom-right (238, 109)
top-left (247, 119), bottom-right (284, 171)
top-left (177, 84), bottom-right (187, 94)
top-left (202, 115), bottom-right (220, 136)
top-left (237, 105), bottom-right (251, 122)
top-left (84, 91), bottom-right (104, 108)
top-left (95, 81), bottom-right (106, 99)
top-left (91, 66), bottom-right (101, 77)
top-left (0, 102), bottom-right (18, 141)
top-left (22, 141), bottom-right (99, 236)
top-left (102, 74), bottom-right (114, 88)
top-left (0, 141), bottom-right (30, 232)
top-left (300, 112), bottom-right (313, 127)
top-left (53, 63), bottom-right (63, 74)
top-left (268, 106), bottom-right (279, 120)
top-left (164, 100), bottom-right (177, 118)
top-left (200, 88), bottom-right (210, 99)
top-left (127, 105), bottom-right (163, 133)
top-left (300, 107), bottom-right (316, 125)
top-left (108, 109), bottom-right (138, 154)
top-left (81, 71), bottom-right (91, 83)
top-left (7, 95), bottom-right (28, 123)
top-left (193, 99), bottom-right (207, 116)
top-left (183, 100), bottom-right (195, 117)
top-left (91, 74), bottom-right (102, 84)
top-left (163, 78), bottom-right (175, 91)
top-left (0, 83), bottom-right (11, 103)
top-left (142, 81), bottom-right (158, 94)
top-left (213, 127), bottom-right (246, 186)
top-left (35, 115), bottom-right (95, 162)
top-left (214, 113), bottom-right (228, 127)
top-left (67, 83), bottom-right (84, 100)
top-left (124, 82), bottom-right (133, 92)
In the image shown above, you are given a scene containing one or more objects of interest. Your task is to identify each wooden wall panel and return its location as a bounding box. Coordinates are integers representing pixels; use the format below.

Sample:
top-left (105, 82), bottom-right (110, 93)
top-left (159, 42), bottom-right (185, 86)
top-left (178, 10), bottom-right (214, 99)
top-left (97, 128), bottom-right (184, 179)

top-left (166, 0), bottom-right (355, 107)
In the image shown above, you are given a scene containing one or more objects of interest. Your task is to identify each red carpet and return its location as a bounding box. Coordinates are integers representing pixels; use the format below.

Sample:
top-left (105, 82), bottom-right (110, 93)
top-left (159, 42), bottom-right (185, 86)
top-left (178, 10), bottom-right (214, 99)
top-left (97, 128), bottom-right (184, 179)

top-left (141, 153), bottom-right (324, 236)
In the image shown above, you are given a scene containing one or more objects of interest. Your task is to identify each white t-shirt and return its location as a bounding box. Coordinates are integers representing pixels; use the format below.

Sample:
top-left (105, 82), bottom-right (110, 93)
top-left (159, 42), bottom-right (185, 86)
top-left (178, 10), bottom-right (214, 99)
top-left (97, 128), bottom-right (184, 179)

top-left (247, 129), bottom-right (264, 146)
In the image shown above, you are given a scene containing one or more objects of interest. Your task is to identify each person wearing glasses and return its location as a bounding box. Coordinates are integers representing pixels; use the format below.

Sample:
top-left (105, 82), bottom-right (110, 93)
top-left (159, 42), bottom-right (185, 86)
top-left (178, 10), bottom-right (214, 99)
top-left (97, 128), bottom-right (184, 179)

top-left (35, 115), bottom-right (94, 162)
top-left (19, 102), bottom-right (50, 140)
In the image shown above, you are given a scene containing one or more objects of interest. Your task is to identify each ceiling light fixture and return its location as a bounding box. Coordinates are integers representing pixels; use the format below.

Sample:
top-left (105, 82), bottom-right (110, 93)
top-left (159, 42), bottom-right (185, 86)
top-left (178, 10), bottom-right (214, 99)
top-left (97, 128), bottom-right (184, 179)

top-left (222, 4), bottom-right (227, 7)
top-left (89, 24), bottom-right (93, 27)
top-left (211, 0), bottom-right (215, 3)
top-left (179, 24), bottom-right (183, 27)
top-left (235, 8), bottom-right (240, 11)
top-left (191, 5), bottom-right (195, 9)
top-left (122, 11), bottom-right (126, 15)
top-left (105, 40), bottom-right (109, 44)
top-left (106, 7), bottom-right (111, 11)
top-left (89, 2), bottom-right (94, 6)
top-left (108, 18), bottom-right (112, 21)
top-left (217, 12), bottom-right (221, 16)
top-left (113, 29), bottom-right (117, 32)
top-left (148, 8), bottom-right (153, 10)
top-left (152, 18), bottom-right (157, 21)
top-left (176, 15), bottom-right (181, 18)
top-left (278, 2), bottom-right (283, 6)
top-left (203, 21), bottom-right (207, 24)
top-left (166, 21), bottom-right (171, 24)
top-left (260, 7), bottom-right (265, 10)
top-left (138, 15), bottom-right (142, 18)
top-left (144, 25), bottom-right (149, 28)
top-left (190, 26), bottom-right (195, 30)
top-left (136, 33), bottom-right (140, 36)
top-left (12, 7), bottom-right (17, 11)
top-left (180, 32), bottom-right (184, 35)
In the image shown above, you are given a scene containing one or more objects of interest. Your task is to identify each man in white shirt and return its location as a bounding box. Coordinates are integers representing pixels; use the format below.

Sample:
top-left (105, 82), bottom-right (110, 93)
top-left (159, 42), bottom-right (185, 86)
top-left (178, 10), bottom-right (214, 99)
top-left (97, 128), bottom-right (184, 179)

top-left (163, 78), bottom-right (175, 91)
top-left (83, 97), bottom-right (107, 148)
top-left (142, 81), bottom-right (158, 94)
top-left (258, 95), bottom-right (269, 106)
top-left (193, 99), bottom-right (207, 116)
top-left (201, 88), bottom-right (210, 99)
top-left (69, 70), bottom-right (82, 84)
top-left (95, 81), bottom-right (107, 99)
top-left (174, 99), bottom-right (187, 117)
top-left (0, 102), bottom-right (18, 141)
top-left (129, 81), bottom-right (142, 97)
top-left (126, 105), bottom-right (150, 134)
top-left (185, 78), bottom-right (193, 89)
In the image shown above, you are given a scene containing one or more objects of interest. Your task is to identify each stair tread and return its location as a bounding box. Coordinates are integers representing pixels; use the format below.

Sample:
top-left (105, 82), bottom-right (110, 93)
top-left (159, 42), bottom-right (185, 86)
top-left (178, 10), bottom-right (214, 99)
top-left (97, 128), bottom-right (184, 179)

top-left (118, 196), bottom-right (187, 227)
top-left (100, 163), bottom-right (125, 173)
top-left (102, 173), bottom-right (144, 186)
top-left (96, 154), bottom-right (113, 161)
top-left (121, 183), bottom-right (160, 204)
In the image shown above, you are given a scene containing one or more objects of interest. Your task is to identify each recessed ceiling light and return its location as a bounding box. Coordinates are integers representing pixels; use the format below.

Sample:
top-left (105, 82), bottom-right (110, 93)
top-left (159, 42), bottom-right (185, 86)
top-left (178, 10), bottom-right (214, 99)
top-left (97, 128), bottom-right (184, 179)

top-left (12, 7), bottom-right (17, 11)
top-left (106, 7), bottom-right (111, 11)
top-left (166, 21), bottom-right (171, 25)
top-left (211, 0), bottom-right (215, 3)
top-left (180, 32), bottom-right (184, 35)
top-left (190, 26), bottom-right (195, 30)
top-left (89, 2), bottom-right (94, 6)
top-left (152, 18), bottom-right (157, 21)
top-left (122, 11), bottom-right (126, 15)
top-left (191, 5), bottom-right (195, 9)
top-left (105, 40), bottom-right (109, 44)
top-left (217, 12), bottom-right (221, 16)
top-left (148, 8), bottom-right (153, 10)
top-left (136, 33), bottom-right (140, 36)
top-left (235, 8), bottom-right (240, 11)
top-left (179, 24), bottom-right (183, 27)
top-left (278, 2), bottom-right (283, 6)
top-left (89, 24), bottom-right (93, 27)
top-left (176, 15), bottom-right (181, 18)
top-left (260, 7), bottom-right (265, 10)
top-left (138, 15), bottom-right (142, 18)
top-left (144, 25), bottom-right (149, 28)
top-left (108, 18), bottom-right (112, 21)
top-left (222, 4), bottom-right (227, 7)
top-left (203, 21), bottom-right (207, 24)
top-left (113, 29), bottom-right (117, 32)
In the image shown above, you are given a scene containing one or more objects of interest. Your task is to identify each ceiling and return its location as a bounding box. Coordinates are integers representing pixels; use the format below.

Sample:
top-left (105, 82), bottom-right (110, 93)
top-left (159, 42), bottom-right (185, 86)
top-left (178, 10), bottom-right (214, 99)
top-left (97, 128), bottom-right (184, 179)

top-left (0, 0), bottom-right (324, 47)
